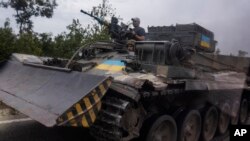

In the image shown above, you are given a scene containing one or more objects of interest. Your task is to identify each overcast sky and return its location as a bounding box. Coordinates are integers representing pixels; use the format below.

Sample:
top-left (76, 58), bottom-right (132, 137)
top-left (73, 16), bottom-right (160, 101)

top-left (0, 0), bottom-right (249, 56)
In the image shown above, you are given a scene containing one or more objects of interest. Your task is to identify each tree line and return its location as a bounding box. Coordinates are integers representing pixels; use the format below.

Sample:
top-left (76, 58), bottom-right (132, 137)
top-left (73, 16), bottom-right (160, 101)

top-left (0, 0), bottom-right (113, 61)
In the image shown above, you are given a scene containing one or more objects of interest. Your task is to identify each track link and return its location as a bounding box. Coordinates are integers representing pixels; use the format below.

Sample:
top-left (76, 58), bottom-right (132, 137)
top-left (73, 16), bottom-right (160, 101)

top-left (90, 96), bottom-right (130, 141)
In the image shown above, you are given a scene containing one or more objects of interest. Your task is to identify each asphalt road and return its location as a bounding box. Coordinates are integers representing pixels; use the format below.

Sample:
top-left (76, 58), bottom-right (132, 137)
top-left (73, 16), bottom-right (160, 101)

top-left (0, 118), bottom-right (231, 141)
top-left (0, 119), bottom-right (95, 141)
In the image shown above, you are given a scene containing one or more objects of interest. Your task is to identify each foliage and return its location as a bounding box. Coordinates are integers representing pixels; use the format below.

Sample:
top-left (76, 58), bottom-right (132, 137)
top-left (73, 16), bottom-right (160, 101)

top-left (49, 0), bottom-right (114, 58)
top-left (0, 19), bottom-right (16, 61)
top-left (14, 32), bottom-right (42, 55)
top-left (89, 0), bottom-right (115, 41)
top-left (238, 50), bottom-right (248, 57)
top-left (0, 0), bottom-right (57, 34)
top-left (0, 0), bottom-right (115, 60)
top-left (37, 33), bottom-right (54, 56)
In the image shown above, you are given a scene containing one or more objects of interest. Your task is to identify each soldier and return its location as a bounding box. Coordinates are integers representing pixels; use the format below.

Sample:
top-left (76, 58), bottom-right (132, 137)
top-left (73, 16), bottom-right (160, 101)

top-left (131, 17), bottom-right (145, 41)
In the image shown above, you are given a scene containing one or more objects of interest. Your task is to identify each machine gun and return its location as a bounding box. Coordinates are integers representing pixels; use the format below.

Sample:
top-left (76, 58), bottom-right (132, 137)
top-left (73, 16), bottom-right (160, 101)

top-left (80, 10), bottom-right (109, 26)
top-left (80, 9), bottom-right (133, 43)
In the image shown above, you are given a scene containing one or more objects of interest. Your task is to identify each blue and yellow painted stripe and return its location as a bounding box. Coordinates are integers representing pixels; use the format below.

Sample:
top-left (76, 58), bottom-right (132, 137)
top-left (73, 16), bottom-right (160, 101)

top-left (95, 60), bottom-right (125, 72)
top-left (56, 78), bottom-right (112, 127)
top-left (200, 34), bottom-right (211, 48)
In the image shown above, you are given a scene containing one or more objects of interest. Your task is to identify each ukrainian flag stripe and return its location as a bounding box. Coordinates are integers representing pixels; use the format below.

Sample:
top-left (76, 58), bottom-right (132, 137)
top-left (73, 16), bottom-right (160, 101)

top-left (200, 34), bottom-right (211, 48)
top-left (96, 64), bottom-right (124, 72)
top-left (96, 64), bottom-right (110, 70)
top-left (201, 41), bottom-right (210, 48)
top-left (110, 66), bottom-right (124, 71)
top-left (102, 60), bottom-right (125, 66)
top-left (201, 34), bottom-right (210, 42)
top-left (95, 60), bottom-right (125, 72)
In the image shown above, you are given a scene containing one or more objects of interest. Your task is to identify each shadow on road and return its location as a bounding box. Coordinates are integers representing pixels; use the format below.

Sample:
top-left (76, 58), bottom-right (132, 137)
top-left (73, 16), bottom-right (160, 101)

top-left (0, 121), bottom-right (95, 141)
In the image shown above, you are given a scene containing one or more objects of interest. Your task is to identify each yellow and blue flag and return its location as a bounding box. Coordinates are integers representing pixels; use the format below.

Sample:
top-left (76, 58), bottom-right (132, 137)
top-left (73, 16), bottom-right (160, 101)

top-left (200, 34), bottom-right (211, 48)
top-left (95, 60), bottom-right (125, 72)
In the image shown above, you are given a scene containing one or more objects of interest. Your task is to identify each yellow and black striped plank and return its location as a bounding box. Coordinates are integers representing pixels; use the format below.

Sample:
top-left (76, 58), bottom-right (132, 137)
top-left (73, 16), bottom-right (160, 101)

top-left (56, 78), bottom-right (112, 127)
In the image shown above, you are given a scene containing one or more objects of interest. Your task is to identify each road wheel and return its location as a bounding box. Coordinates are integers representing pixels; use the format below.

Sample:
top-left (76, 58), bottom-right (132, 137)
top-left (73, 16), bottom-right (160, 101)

top-left (218, 103), bottom-right (230, 134)
top-left (201, 106), bottom-right (218, 141)
top-left (239, 98), bottom-right (248, 124)
top-left (178, 110), bottom-right (201, 141)
top-left (146, 115), bottom-right (177, 141)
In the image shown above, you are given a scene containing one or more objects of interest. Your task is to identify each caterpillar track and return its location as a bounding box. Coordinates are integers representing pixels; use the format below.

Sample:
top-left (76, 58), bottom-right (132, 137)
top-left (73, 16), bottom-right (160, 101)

top-left (90, 94), bottom-right (144, 141)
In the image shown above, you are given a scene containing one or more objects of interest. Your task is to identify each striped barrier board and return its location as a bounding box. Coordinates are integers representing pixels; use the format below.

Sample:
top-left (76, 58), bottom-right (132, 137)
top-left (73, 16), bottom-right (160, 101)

top-left (56, 79), bottom-right (112, 127)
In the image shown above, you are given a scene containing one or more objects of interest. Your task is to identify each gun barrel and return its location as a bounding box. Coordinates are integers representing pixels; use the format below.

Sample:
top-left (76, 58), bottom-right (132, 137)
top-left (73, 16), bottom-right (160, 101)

top-left (80, 9), bottom-right (108, 26)
top-left (80, 10), bottom-right (91, 16)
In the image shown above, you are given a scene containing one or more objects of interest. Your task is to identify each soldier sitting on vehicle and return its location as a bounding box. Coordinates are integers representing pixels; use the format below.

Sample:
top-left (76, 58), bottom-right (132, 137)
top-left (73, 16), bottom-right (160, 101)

top-left (131, 17), bottom-right (145, 41)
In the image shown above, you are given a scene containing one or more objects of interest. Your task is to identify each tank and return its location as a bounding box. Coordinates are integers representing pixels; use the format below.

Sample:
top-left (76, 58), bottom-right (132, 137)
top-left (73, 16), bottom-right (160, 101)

top-left (0, 10), bottom-right (250, 141)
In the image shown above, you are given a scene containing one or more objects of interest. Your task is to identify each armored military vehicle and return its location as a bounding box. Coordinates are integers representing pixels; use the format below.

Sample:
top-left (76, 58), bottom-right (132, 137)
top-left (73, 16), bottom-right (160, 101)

top-left (0, 10), bottom-right (250, 141)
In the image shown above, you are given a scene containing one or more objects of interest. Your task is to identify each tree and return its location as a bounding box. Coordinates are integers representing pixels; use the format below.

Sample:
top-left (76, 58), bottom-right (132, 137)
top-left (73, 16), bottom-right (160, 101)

top-left (87, 0), bottom-right (116, 41)
top-left (0, 18), bottom-right (16, 61)
top-left (37, 32), bottom-right (53, 56)
top-left (14, 32), bottom-right (42, 55)
top-left (0, 0), bottom-right (117, 60)
top-left (0, 0), bottom-right (57, 34)
top-left (238, 50), bottom-right (248, 57)
top-left (51, 0), bottom-right (116, 58)
top-left (52, 19), bottom-right (89, 58)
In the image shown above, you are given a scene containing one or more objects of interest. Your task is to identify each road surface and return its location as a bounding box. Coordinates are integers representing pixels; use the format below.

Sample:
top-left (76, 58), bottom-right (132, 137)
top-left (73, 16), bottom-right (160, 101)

top-left (0, 105), bottom-right (239, 141)
top-left (0, 117), bottom-right (231, 141)
top-left (0, 119), bottom-right (95, 141)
